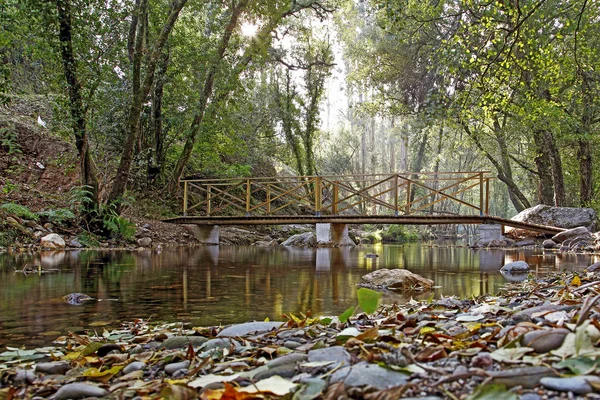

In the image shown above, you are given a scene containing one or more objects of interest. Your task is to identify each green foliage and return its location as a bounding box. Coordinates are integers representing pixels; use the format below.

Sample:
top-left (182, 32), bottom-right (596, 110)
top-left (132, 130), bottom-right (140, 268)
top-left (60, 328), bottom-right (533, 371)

top-left (0, 229), bottom-right (20, 247)
top-left (357, 288), bottom-right (382, 314)
top-left (38, 208), bottom-right (76, 225)
top-left (381, 225), bottom-right (420, 243)
top-left (338, 288), bottom-right (382, 323)
top-left (0, 203), bottom-right (38, 221)
top-left (1, 180), bottom-right (18, 194)
top-left (77, 231), bottom-right (100, 247)
top-left (0, 123), bottom-right (21, 155)
top-left (100, 209), bottom-right (136, 240)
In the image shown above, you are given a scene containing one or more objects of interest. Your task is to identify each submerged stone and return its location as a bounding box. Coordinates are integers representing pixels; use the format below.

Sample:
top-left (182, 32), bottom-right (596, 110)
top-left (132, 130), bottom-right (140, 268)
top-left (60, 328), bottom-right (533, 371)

top-left (359, 268), bottom-right (433, 291)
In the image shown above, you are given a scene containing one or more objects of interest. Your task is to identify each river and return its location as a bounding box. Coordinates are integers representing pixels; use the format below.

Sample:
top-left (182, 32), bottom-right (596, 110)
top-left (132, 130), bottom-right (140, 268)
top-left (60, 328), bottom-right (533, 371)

top-left (0, 242), bottom-right (595, 348)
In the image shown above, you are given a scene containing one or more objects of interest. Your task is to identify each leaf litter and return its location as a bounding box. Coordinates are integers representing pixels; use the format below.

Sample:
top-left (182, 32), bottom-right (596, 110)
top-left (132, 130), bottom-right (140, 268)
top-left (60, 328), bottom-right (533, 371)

top-left (2, 270), bottom-right (600, 398)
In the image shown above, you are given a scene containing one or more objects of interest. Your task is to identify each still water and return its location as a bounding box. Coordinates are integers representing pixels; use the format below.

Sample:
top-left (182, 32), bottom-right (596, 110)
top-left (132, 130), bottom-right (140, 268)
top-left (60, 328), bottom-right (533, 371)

top-left (0, 243), bottom-right (596, 348)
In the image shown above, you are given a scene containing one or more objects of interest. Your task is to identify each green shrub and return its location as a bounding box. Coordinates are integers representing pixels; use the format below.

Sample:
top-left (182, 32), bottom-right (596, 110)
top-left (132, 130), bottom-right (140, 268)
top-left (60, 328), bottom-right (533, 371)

top-left (0, 228), bottom-right (20, 247)
top-left (77, 231), bottom-right (100, 247)
top-left (0, 203), bottom-right (38, 221)
top-left (39, 208), bottom-right (76, 225)
top-left (381, 225), bottom-right (420, 243)
top-left (101, 210), bottom-right (136, 240)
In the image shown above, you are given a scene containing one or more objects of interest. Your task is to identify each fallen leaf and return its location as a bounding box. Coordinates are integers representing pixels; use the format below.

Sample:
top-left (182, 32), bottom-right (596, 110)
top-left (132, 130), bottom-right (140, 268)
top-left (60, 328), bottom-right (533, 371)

top-left (465, 384), bottom-right (517, 400)
top-left (490, 347), bottom-right (533, 363)
top-left (239, 375), bottom-right (297, 396)
top-left (82, 365), bottom-right (124, 383)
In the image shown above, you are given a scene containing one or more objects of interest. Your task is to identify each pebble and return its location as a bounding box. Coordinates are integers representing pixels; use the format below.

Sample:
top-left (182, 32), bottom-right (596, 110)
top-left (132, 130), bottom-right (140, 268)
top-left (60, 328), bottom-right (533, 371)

top-left (199, 338), bottom-right (240, 352)
top-left (123, 361), bottom-right (146, 374)
top-left (35, 361), bottom-right (70, 375)
top-left (329, 362), bottom-right (408, 389)
top-left (521, 328), bottom-right (569, 353)
top-left (54, 383), bottom-right (109, 400)
top-left (307, 346), bottom-right (352, 367)
top-left (14, 369), bottom-right (35, 384)
top-left (217, 321), bottom-right (284, 337)
top-left (254, 364), bottom-right (297, 380)
top-left (160, 335), bottom-right (208, 349)
top-left (540, 376), bottom-right (600, 394)
top-left (165, 360), bottom-right (190, 375)
top-left (284, 340), bottom-right (302, 349)
top-left (267, 353), bottom-right (308, 369)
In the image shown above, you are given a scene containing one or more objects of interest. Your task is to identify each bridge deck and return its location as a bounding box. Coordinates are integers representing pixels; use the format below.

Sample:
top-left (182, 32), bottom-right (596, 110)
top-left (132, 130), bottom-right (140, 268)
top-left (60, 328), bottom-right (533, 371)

top-left (164, 215), bottom-right (564, 235)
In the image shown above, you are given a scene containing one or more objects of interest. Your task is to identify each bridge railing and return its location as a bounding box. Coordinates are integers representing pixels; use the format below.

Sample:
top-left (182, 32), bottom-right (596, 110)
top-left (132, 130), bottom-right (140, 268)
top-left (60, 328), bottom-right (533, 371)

top-left (180, 172), bottom-right (492, 218)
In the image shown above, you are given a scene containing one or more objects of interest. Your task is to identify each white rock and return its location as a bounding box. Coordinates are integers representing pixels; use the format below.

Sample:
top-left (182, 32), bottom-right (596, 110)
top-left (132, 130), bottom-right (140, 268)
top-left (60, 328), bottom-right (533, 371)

top-left (40, 233), bottom-right (66, 249)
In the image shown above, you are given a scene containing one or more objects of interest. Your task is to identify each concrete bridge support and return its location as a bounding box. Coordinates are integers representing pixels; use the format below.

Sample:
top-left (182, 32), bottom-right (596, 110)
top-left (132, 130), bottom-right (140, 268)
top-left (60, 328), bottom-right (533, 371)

top-left (477, 224), bottom-right (503, 243)
top-left (186, 225), bottom-right (220, 245)
top-left (316, 223), bottom-right (356, 246)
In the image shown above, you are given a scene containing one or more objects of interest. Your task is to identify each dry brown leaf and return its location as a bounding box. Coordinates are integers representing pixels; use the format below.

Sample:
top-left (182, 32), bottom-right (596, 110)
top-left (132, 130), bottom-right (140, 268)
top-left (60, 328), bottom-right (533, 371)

top-left (415, 345), bottom-right (448, 362)
top-left (356, 327), bottom-right (379, 342)
top-left (363, 385), bottom-right (410, 400)
top-left (322, 381), bottom-right (349, 400)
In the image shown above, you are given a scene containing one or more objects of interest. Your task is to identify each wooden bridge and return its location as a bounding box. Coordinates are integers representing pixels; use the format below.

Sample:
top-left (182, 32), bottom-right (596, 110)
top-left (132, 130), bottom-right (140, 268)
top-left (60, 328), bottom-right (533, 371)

top-left (165, 172), bottom-right (563, 241)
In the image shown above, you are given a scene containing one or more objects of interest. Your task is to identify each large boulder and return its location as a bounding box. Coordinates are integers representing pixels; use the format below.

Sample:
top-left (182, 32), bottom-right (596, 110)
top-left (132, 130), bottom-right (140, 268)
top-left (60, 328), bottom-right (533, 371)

top-left (511, 205), bottom-right (598, 231)
top-left (359, 268), bottom-right (433, 292)
top-left (281, 232), bottom-right (316, 246)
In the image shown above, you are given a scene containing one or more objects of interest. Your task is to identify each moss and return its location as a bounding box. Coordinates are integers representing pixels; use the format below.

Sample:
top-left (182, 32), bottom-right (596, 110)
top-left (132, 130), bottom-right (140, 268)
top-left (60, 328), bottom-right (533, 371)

top-left (0, 203), bottom-right (38, 221)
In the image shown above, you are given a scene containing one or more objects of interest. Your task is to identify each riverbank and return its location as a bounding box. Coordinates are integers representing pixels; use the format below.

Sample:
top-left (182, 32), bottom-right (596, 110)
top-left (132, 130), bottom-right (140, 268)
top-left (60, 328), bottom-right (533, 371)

top-left (1, 268), bottom-right (600, 399)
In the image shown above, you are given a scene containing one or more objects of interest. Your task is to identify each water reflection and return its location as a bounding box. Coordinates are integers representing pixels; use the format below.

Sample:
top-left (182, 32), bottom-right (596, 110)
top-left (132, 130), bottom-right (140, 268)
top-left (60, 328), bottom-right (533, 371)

top-left (0, 243), bottom-right (594, 347)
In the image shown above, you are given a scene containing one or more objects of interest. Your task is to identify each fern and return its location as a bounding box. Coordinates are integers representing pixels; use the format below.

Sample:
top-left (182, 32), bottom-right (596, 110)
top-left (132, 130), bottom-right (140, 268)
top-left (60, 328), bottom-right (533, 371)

top-left (0, 203), bottom-right (38, 221)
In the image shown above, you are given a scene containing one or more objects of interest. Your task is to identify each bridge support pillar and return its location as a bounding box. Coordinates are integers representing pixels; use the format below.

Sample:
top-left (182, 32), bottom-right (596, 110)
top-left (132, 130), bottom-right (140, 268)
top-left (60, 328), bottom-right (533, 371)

top-left (186, 225), bottom-right (220, 245)
top-left (477, 224), bottom-right (503, 244)
top-left (316, 223), bottom-right (356, 246)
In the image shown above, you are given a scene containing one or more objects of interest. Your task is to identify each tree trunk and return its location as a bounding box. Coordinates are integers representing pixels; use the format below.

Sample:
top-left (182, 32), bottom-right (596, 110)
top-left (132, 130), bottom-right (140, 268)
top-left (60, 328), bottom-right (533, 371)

top-left (108, 0), bottom-right (187, 211)
top-left (55, 0), bottom-right (99, 217)
top-left (578, 139), bottom-right (593, 206)
top-left (151, 46), bottom-right (170, 177)
top-left (168, 0), bottom-right (248, 193)
top-left (462, 122), bottom-right (530, 212)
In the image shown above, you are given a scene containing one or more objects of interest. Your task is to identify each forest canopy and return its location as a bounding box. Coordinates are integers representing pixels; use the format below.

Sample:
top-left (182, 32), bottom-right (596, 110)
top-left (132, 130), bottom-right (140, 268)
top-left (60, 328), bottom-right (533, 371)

top-left (1, 0), bottom-right (599, 221)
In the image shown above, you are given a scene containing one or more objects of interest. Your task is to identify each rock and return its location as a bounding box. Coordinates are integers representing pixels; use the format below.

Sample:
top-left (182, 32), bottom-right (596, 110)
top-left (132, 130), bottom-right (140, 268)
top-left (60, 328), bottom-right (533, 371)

top-left (500, 261), bottom-right (529, 274)
top-left (123, 361), bottom-right (146, 374)
top-left (160, 336), bottom-right (208, 349)
top-left (217, 321), bottom-right (284, 337)
top-left (587, 262), bottom-right (600, 272)
top-left (511, 205), bottom-right (597, 231)
top-left (14, 369), bottom-right (35, 384)
top-left (514, 303), bottom-right (572, 319)
top-left (540, 376), bottom-right (600, 394)
top-left (137, 237), bottom-right (152, 247)
top-left (281, 232), bottom-right (316, 246)
top-left (7, 217), bottom-right (34, 237)
top-left (54, 383), bottom-right (109, 400)
top-left (359, 268), bottom-right (433, 291)
top-left (552, 226), bottom-right (591, 243)
top-left (542, 239), bottom-right (557, 248)
top-left (307, 346), bottom-right (352, 367)
top-left (329, 362), bottom-right (408, 389)
top-left (69, 238), bottom-right (83, 248)
top-left (254, 364), bottom-right (297, 380)
top-left (521, 328), bottom-right (570, 353)
top-left (515, 238), bottom-right (536, 247)
top-left (198, 338), bottom-right (240, 353)
top-left (165, 360), bottom-right (190, 375)
top-left (489, 366), bottom-right (556, 388)
top-left (267, 353), bottom-right (308, 369)
top-left (40, 233), bottom-right (66, 249)
top-left (97, 343), bottom-right (124, 357)
top-left (62, 293), bottom-right (93, 305)
top-left (364, 253), bottom-right (379, 258)
top-left (43, 223), bottom-right (54, 231)
top-left (470, 352), bottom-right (493, 370)
top-left (36, 361), bottom-right (70, 375)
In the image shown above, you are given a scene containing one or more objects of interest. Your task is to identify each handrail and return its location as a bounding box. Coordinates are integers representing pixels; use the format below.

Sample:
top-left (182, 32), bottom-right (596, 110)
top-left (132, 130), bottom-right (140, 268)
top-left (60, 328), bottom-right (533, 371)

top-left (180, 172), bottom-right (493, 218)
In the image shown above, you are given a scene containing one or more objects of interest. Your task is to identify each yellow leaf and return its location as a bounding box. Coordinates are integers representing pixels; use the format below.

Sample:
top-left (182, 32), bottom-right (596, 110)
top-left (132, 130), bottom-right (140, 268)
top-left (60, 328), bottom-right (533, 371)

top-left (420, 326), bottom-right (436, 335)
top-left (165, 379), bottom-right (189, 385)
top-left (466, 323), bottom-right (482, 332)
top-left (82, 365), bottom-right (123, 383)
top-left (63, 351), bottom-right (82, 361)
top-left (571, 276), bottom-right (581, 287)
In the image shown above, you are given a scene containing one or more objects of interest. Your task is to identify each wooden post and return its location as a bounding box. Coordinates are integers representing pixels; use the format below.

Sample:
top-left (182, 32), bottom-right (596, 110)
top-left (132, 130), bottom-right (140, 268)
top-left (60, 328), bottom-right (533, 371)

top-left (207, 185), bottom-right (212, 216)
top-left (245, 179), bottom-right (251, 216)
top-left (266, 184), bottom-right (271, 214)
top-left (485, 178), bottom-right (490, 215)
top-left (183, 181), bottom-right (188, 216)
top-left (405, 181), bottom-right (411, 215)
top-left (315, 176), bottom-right (322, 216)
top-left (394, 174), bottom-right (399, 216)
top-left (332, 181), bottom-right (339, 214)
top-left (479, 172), bottom-right (484, 216)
